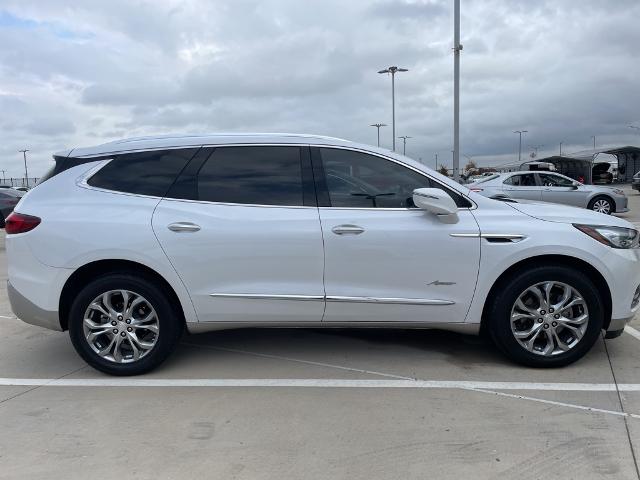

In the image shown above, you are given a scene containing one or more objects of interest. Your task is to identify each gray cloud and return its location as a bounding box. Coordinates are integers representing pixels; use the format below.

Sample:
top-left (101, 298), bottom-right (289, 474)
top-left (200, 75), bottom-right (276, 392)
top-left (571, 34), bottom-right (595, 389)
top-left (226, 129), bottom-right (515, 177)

top-left (0, 0), bottom-right (639, 177)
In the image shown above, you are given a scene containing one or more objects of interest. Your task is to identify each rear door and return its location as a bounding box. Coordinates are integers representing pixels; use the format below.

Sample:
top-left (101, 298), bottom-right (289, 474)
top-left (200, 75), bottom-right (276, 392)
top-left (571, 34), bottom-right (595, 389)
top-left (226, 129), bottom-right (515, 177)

top-left (502, 173), bottom-right (542, 201)
top-left (152, 145), bottom-right (325, 324)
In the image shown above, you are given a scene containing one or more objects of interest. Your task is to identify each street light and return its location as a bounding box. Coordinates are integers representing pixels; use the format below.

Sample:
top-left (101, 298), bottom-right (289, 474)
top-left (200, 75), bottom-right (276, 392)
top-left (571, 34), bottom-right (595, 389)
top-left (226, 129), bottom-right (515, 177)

top-left (398, 135), bottom-right (412, 155)
top-left (514, 130), bottom-right (528, 163)
top-left (19, 149), bottom-right (29, 186)
top-left (452, 0), bottom-right (462, 182)
top-left (370, 123), bottom-right (387, 147)
top-left (559, 142), bottom-right (563, 157)
top-left (378, 66), bottom-right (408, 152)
top-left (591, 136), bottom-right (596, 150)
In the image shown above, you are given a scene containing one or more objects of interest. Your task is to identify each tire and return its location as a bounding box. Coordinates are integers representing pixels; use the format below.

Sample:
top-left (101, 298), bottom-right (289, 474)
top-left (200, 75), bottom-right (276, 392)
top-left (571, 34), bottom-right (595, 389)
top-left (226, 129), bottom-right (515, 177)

top-left (588, 195), bottom-right (614, 215)
top-left (486, 265), bottom-right (604, 367)
top-left (68, 273), bottom-right (183, 375)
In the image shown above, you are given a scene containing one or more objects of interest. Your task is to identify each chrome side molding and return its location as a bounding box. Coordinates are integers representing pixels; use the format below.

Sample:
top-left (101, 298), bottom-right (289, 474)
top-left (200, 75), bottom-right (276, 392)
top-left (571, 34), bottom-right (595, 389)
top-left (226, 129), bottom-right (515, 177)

top-left (326, 296), bottom-right (454, 306)
top-left (209, 293), bottom-right (324, 301)
top-left (450, 233), bottom-right (526, 242)
top-left (209, 293), bottom-right (454, 306)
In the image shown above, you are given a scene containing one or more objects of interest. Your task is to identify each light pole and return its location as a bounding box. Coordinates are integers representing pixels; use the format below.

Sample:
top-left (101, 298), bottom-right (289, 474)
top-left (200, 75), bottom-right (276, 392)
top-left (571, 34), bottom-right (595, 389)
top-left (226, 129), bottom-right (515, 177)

top-left (0, 170), bottom-right (5, 183)
top-left (370, 123), bottom-right (387, 147)
top-left (434, 153), bottom-right (438, 170)
top-left (559, 142), bottom-right (563, 157)
top-left (19, 149), bottom-right (29, 186)
top-left (398, 136), bottom-right (412, 155)
top-left (378, 66), bottom-right (408, 152)
top-left (591, 136), bottom-right (596, 150)
top-left (514, 130), bottom-right (528, 163)
top-left (452, 0), bottom-right (462, 182)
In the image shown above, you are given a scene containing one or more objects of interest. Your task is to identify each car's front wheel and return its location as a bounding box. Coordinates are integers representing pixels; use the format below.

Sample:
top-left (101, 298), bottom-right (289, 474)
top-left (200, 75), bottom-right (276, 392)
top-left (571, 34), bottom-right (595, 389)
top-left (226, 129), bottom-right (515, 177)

top-left (68, 273), bottom-right (183, 375)
top-left (486, 265), bottom-right (604, 367)
top-left (588, 195), bottom-right (614, 215)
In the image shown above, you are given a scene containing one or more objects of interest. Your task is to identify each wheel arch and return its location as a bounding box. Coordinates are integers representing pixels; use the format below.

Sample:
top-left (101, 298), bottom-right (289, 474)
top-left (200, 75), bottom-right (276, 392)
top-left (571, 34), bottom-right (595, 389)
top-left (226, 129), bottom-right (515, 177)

top-left (588, 194), bottom-right (616, 212)
top-left (59, 259), bottom-right (186, 331)
top-left (480, 254), bottom-right (612, 333)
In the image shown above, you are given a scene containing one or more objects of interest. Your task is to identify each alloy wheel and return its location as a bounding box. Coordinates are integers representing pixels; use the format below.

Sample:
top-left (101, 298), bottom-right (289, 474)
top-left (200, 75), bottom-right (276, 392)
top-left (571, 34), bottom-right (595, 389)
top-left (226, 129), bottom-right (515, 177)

top-left (82, 290), bottom-right (159, 363)
top-left (510, 281), bottom-right (589, 356)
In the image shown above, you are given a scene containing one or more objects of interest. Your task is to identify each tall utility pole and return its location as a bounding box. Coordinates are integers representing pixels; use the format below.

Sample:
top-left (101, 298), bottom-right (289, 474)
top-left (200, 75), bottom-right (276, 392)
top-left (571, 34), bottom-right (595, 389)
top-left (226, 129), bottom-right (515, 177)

top-left (0, 170), bottom-right (5, 183)
top-left (398, 136), bottom-right (412, 155)
top-left (370, 123), bottom-right (387, 147)
top-left (19, 149), bottom-right (29, 186)
top-left (514, 130), bottom-right (528, 163)
top-left (378, 66), bottom-right (408, 152)
top-left (452, 0), bottom-right (462, 181)
top-left (559, 142), bottom-right (563, 157)
top-left (434, 153), bottom-right (438, 170)
top-left (591, 136), bottom-right (596, 150)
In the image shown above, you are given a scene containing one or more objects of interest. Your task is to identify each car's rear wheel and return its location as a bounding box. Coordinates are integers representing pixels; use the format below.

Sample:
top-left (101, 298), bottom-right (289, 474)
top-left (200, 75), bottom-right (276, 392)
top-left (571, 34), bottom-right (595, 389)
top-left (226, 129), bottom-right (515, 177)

top-left (68, 273), bottom-right (183, 375)
top-left (588, 195), bottom-right (614, 214)
top-left (486, 266), bottom-right (604, 367)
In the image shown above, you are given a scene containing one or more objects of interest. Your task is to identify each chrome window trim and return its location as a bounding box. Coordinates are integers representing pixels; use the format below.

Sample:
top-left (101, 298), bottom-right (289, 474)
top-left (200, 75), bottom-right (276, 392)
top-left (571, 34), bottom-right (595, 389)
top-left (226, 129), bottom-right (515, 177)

top-left (74, 143), bottom-right (477, 210)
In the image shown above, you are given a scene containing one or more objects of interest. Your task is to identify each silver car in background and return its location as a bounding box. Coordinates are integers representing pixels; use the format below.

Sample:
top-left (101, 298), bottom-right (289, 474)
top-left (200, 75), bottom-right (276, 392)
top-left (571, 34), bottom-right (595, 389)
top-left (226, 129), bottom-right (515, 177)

top-left (470, 171), bottom-right (628, 214)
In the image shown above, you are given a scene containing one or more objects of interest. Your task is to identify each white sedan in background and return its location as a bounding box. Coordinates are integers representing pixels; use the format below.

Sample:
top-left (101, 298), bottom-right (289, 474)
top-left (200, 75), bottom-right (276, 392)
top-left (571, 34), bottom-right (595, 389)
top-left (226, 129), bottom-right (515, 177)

top-left (470, 171), bottom-right (628, 214)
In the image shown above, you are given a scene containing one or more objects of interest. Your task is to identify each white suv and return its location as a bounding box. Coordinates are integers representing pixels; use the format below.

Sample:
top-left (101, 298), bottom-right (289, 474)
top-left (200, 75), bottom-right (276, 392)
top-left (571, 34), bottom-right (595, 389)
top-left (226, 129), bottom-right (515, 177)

top-left (6, 134), bottom-right (640, 375)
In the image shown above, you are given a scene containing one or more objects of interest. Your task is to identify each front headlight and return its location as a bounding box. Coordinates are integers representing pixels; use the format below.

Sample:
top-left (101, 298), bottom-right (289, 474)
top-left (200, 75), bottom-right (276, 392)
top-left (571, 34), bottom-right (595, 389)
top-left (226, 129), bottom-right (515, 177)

top-left (574, 224), bottom-right (640, 249)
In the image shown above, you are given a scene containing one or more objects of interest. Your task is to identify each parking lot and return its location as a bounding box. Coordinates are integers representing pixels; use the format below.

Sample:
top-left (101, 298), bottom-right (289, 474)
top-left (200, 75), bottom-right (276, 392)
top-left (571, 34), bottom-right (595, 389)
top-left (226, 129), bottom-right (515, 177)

top-left (0, 186), bottom-right (639, 480)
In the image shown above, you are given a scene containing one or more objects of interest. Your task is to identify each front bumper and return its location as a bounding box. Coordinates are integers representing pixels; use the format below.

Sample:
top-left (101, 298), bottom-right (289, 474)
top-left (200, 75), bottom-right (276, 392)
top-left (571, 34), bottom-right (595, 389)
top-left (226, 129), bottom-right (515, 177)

top-left (7, 281), bottom-right (61, 331)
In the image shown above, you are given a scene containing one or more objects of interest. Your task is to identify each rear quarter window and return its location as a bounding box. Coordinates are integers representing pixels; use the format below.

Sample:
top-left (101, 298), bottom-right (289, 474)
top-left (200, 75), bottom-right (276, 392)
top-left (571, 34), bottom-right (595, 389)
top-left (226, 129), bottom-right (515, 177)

top-left (87, 149), bottom-right (198, 197)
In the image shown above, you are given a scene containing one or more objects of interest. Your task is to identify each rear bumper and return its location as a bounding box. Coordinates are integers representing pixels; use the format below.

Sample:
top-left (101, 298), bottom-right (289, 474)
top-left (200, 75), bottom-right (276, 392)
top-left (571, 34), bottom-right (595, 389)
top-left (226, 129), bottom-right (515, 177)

top-left (7, 281), bottom-right (61, 331)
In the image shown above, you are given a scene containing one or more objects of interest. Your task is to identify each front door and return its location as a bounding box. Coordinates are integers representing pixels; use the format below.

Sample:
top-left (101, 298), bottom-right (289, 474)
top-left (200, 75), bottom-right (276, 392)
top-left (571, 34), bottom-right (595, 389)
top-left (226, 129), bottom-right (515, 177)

top-left (539, 173), bottom-right (589, 207)
top-left (153, 146), bottom-right (325, 323)
top-left (313, 147), bottom-right (481, 324)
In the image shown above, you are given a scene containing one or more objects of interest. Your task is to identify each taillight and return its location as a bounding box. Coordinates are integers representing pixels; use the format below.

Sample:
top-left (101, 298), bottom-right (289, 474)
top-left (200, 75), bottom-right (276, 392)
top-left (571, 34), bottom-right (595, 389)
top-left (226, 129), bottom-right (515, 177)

top-left (5, 213), bottom-right (41, 234)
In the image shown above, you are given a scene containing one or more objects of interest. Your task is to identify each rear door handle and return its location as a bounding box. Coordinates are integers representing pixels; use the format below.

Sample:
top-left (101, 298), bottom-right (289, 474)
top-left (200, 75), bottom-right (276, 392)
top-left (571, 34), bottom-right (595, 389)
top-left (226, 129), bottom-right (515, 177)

top-left (168, 222), bottom-right (201, 233)
top-left (331, 224), bottom-right (365, 235)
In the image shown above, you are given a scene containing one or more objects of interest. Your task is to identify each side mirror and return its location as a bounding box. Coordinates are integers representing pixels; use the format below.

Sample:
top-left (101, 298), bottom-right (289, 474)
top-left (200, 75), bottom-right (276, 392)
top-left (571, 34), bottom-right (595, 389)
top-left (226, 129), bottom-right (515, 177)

top-left (571, 183), bottom-right (579, 189)
top-left (412, 188), bottom-right (459, 223)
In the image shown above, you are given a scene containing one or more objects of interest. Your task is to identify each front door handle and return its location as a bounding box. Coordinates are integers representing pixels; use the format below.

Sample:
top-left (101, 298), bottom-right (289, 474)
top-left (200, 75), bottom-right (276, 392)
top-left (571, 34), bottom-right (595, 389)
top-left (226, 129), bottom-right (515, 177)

top-left (168, 222), bottom-right (201, 233)
top-left (332, 224), bottom-right (365, 235)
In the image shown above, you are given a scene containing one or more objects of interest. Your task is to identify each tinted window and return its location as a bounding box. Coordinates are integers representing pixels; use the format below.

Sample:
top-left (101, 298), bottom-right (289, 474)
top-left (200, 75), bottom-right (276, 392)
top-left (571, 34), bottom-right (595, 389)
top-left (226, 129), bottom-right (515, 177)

top-left (197, 146), bottom-right (303, 206)
top-left (504, 173), bottom-right (536, 186)
top-left (319, 148), bottom-right (471, 208)
top-left (539, 173), bottom-right (574, 187)
top-left (88, 149), bottom-right (196, 196)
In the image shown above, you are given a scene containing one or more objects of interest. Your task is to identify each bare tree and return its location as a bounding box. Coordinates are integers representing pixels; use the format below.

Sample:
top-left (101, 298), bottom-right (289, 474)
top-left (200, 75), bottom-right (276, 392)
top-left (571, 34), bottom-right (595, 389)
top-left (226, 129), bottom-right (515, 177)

top-left (438, 164), bottom-right (450, 177)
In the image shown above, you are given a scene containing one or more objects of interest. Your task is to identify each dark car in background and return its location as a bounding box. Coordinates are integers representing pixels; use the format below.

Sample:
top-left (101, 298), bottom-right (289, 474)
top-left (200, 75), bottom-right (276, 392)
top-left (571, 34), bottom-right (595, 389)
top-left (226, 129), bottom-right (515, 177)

top-left (0, 189), bottom-right (23, 227)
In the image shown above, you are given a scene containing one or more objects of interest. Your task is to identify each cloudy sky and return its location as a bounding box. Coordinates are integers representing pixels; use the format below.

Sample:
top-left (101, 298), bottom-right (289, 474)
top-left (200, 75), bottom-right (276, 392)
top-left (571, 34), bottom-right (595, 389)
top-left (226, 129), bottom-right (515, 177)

top-left (0, 0), bottom-right (639, 177)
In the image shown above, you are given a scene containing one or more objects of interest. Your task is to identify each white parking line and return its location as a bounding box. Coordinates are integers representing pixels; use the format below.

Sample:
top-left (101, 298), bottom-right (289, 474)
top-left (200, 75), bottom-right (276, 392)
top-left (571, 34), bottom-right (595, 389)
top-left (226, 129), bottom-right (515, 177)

top-left (1, 377), bottom-right (640, 391)
top-left (625, 325), bottom-right (640, 341)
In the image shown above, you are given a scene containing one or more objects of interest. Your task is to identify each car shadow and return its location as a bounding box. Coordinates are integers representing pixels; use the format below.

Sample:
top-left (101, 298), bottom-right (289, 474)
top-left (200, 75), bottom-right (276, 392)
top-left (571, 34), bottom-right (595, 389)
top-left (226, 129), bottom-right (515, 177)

top-left (177, 327), bottom-right (512, 370)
